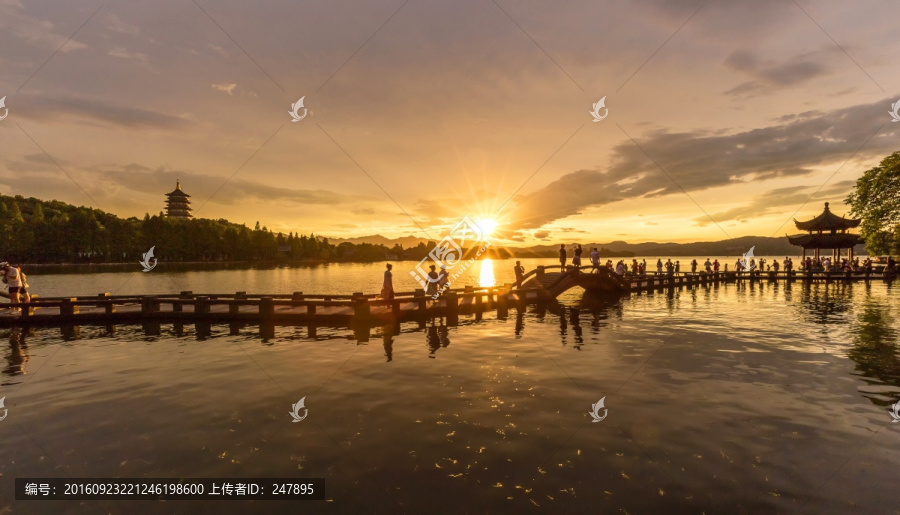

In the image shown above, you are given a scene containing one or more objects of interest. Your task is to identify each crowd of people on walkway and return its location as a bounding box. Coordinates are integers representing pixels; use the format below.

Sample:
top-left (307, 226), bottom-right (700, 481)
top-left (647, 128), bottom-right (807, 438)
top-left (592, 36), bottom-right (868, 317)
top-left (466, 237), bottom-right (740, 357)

top-left (377, 248), bottom-right (899, 297)
top-left (548, 243), bottom-right (900, 280)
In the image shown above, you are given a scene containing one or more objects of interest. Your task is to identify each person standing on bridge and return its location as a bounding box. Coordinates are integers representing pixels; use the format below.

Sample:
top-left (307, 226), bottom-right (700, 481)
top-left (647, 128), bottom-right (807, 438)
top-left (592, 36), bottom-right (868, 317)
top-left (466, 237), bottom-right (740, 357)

top-left (438, 265), bottom-right (449, 290)
top-left (1, 263), bottom-right (30, 308)
top-left (704, 258), bottom-right (712, 274)
top-left (382, 263), bottom-right (394, 299)
top-left (616, 261), bottom-right (626, 276)
top-left (713, 259), bottom-right (720, 273)
top-left (559, 244), bottom-right (567, 268)
top-left (572, 244), bottom-right (583, 267)
top-left (591, 248), bottom-right (600, 268)
top-left (675, 260), bottom-right (681, 275)
top-left (691, 259), bottom-right (697, 274)
top-left (514, 261), bottom-right (525, 289)
top-left (426, 265), bottom-right (440, 295)
top-left (773, 260), bottom-right (780, 273)
top-left (656, 259), bottom-right (663, 275)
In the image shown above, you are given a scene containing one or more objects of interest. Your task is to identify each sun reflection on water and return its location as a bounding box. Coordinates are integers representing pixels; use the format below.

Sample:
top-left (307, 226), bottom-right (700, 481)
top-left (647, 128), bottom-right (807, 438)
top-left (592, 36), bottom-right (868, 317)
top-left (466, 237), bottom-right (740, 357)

top-left (479, 258), bottom-right (495, 287)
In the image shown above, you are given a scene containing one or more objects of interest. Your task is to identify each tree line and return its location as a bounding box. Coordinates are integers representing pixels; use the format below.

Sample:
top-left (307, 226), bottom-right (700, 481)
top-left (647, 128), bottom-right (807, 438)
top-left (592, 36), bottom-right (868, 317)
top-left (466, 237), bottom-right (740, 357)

top-left (0, 194), bottom-right (511, 264)
top-left (847, 150), bottom-right (900, 256)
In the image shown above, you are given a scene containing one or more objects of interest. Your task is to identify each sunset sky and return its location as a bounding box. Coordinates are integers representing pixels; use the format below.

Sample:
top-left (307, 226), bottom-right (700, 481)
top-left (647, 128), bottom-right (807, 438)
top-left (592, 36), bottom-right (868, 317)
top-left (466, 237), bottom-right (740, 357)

top-left (1, 0), bottom-right (899, 246)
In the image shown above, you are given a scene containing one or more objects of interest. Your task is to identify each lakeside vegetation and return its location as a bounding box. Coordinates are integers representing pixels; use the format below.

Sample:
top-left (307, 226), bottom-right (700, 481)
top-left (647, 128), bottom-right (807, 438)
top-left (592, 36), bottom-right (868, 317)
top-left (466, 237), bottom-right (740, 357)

top-left (847, 150), bottom-right (900, 256)
top-left (0, 194), bottom-right (513, 264)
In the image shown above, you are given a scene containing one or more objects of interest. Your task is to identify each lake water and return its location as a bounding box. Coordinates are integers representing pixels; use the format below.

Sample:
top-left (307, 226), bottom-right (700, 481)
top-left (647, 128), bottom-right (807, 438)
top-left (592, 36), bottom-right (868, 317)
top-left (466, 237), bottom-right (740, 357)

top-left (1, 260), bottom-right (899, 514)
top-left (21, 256), bottom-right (794, 299)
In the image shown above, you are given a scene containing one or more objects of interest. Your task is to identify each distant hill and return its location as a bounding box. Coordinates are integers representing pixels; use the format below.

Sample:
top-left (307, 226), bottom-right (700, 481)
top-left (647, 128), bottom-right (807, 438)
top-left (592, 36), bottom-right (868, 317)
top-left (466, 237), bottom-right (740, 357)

top-left (327, 234), bottom-right (428, 248)
top-left (326, 234), bottom-right (862, 257)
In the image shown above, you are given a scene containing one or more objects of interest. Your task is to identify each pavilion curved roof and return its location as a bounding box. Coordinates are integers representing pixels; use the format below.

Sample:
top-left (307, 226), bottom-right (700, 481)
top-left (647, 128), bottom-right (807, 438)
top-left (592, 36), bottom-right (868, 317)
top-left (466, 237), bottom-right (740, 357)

top-left (793, 202), bottom-right (859, 231)
top-left (787, 233), bottom-right (863, 249)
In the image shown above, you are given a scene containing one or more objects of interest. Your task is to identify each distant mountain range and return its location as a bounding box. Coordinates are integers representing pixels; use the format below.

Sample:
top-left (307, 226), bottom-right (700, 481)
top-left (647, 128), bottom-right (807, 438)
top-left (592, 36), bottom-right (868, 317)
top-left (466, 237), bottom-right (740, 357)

top-left (327, 234), bottom-right (865, 257)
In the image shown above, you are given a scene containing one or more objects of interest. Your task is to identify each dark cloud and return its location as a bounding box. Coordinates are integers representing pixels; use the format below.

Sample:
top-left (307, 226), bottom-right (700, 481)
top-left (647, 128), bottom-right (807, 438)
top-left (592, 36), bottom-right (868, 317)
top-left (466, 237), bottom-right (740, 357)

top-left (95, 168), bottom-right (362, 206)
top-left (15, 94), bottom-right (194, 130)
top-left (504, 98), bottom-right (897, 229)
top-left (533, 230), bottom-right (550, 239)
top-left (724, 49), bottom-right (830, 96)
top-left (0, 161), bottom-right (366, 212)
top-left (691, 180), bottom-right (857, 227)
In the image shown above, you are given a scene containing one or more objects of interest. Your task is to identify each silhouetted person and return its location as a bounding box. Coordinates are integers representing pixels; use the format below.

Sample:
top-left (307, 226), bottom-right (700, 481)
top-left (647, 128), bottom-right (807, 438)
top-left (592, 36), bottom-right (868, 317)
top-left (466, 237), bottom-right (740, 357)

top-left (382, 263), bottom-right (394, 299)
top-left (426, 321), bottom-right (440, 357)
top-left (382, 324), bottom-right (394, 362)
top-left (438, 324), bottom-right (450, 349)
top-left (438, 265), bottom-right (449, 290)
top-left (4, 328), bottom-right (28, 377)
top-left (559, 245), bottom-right (567, 268)
top-left (514, 261), bottom-right (525, 289)
top-left (426, 265), bottom-right (439, 296)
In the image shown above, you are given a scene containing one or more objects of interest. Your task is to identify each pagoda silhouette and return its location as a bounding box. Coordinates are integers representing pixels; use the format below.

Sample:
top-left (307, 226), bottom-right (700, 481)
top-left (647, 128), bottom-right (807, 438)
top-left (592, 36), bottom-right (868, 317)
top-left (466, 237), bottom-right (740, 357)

top-left (165, 179), bottom-right (192, 219)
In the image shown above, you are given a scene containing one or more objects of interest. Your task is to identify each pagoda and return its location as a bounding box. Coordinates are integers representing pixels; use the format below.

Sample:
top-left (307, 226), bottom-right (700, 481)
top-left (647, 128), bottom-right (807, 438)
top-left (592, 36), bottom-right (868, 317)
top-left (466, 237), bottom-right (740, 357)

top-left (787, 202), bottom-right (863, 261)
top-left (165, 179), bottom-right (192, 219)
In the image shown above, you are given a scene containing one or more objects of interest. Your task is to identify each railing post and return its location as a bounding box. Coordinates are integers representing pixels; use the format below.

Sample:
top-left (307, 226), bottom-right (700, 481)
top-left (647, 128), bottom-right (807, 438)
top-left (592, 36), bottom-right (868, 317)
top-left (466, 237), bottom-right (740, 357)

top-left (141, 296), bottom-right (160, 314)
top-left (59, 297), bottom-right (80, 340)
top-left (141, 296), bottom-right (160, 336)
top-left (292, 291), bottom-right (304, 302)
top-left (195, 296), bottom-right (210, 315)
top-left (195, 296), bottom-right (211, 338)
top-left (259, 297), bottom-right (275, 339)
top-left (229, 299), bottom-right (240, 335)
top-left (60, 297), bottom-right (79, 318)
top-left (497, 289), bottom-right (509, 319)
top-left (445, 292), bottom-right (459, 326)
top-left (353, 294), bottom-right (370, 321)
top-left (96, 292), bottom-right (110, 308)
top-left (414, 290), bottom-right (427, 316)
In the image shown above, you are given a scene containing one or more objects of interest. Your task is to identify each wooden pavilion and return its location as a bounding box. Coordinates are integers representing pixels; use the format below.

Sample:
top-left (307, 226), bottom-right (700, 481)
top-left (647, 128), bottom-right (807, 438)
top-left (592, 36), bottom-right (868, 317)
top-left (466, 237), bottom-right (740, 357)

top-left (787, 202), bottom-right (863, 261)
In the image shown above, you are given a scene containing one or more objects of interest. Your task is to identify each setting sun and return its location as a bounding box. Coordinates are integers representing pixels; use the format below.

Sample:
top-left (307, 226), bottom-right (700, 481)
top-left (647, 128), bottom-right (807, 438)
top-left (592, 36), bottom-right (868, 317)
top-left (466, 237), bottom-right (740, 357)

top-left (475, 219), bottom-right (498, 237)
